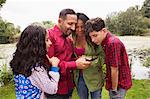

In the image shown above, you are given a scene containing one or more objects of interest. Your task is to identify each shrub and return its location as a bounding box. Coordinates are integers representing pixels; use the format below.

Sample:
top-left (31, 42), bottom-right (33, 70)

top-left (0, 64), bottom-right (13, 86)
top-left (144, 57), bottom-right (150, 67)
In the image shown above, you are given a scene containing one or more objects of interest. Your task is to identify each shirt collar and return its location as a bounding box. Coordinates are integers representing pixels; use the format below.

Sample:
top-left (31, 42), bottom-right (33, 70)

top-left (54, 25), bottom-right (69, 38)
top-left (101, 32), bottom-right (112, 46)
top-left (53, 25), bottom-right (63, 37)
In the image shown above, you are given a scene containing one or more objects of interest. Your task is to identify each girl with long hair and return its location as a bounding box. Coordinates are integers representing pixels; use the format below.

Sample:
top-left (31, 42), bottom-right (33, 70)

top-left (10, 23), bottom-right (60, 99)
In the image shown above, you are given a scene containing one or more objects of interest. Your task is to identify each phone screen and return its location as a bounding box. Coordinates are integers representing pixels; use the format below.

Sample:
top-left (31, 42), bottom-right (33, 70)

top-left (85, 57), bottom-right (98, 61)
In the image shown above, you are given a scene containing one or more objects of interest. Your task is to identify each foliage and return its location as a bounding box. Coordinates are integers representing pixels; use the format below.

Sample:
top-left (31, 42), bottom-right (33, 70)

top-left (105, 6), bottom-right (150, 36)
top-left (105, 12), bottom-right (120, 35)
top-left (0, 17), bottom-right (21, 44)
top-left (0, 0), bottom-right (6, 8)
top-left (42, 21), bottom-right (55, 29)
top-left (72, 80), bottom-right (150, 99)
top-left (143, 57), bottom-right (150, 67)
top-left (141, 0), bottom-right (150, 18)
top-left (0, 19), bottom-right (55, 44)
top-left (0, 64), bottom-right (13, 86)
top-left (0, 0), bottom-right (20, 43)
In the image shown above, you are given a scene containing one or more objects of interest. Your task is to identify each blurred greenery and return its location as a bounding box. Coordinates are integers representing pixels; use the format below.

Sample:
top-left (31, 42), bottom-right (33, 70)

top-left (141, 0), bottom-right (150, 18)
top-left (0, 0), bottom-right (6, 8)
top-left (144, 57), bottom-right (150, 67)
top-left (105, 5), bottom-right (150, 36)
top-left (0, 64), bottom-right (13, 86)
top-left (0, 0), bottom-right (150, 44)
top-left (42, 20), bottom-right (55, 29)
top-left (0, 17), bottom-right (21, 44)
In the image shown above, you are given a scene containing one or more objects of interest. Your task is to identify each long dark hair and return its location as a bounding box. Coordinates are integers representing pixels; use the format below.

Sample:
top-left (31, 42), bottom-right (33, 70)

top-left (77, 13), bottom-right (89, 24)
top-left (72, 12), bottom-right (89, 40)
top-left (10, 23), bottom-right (49, 77)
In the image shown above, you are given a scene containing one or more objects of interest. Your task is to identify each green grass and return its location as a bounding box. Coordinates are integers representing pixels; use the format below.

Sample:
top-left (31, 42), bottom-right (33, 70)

top-left (0, 80), bottom-right (150, 99)
top-left (72, 87), bottom-right (109, 99)
top-left (126, 80), bottom-right (150, 99)
top-left (72, 80), bottom-right (150, 99)
top-left (0, 83), bottom-right (15, 99)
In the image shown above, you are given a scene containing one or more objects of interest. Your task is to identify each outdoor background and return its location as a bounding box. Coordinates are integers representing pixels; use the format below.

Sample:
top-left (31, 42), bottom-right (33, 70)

top-left (0, 0), bottom-right (150, 99)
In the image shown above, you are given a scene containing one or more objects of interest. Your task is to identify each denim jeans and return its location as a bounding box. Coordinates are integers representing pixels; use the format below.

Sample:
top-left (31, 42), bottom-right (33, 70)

top-left (77, 75), bottom-right (102, 99)
top-left (109, 88), bottom-right (126, 99)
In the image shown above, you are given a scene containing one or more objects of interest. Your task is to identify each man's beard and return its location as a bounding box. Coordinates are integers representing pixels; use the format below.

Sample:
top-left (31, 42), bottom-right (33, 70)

top-left (63, 29), bottom-right (74, 38)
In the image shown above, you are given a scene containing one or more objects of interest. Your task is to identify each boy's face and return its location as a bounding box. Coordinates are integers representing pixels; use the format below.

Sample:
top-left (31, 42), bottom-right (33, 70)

top-left (89, 30), bottom-right (104, 45)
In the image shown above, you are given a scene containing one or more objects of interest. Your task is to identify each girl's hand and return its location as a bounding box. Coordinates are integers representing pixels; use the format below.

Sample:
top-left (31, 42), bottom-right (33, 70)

top-left (46, 55), bottom-right (60, 67)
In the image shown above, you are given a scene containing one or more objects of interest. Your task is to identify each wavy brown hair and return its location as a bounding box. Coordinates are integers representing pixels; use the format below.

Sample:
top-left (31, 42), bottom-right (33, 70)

top-left (10, 23), bottom-right (49, 77)
top-left (85, 17), bottom-right (105, 48)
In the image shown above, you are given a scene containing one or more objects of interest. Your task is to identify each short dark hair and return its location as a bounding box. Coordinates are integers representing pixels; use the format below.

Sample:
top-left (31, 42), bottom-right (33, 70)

top-left (85, 17), bottom-right (105, 34)
top-left (84, 17), bottom-right (105, 46)
top-left (59, 8), bottom-right (76, 20)
top-left (77, 13), bottom-right (89, 24)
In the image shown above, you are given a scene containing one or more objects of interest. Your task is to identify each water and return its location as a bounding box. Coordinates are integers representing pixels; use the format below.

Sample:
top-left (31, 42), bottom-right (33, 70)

top-left (0, 44), bottom-right (16, 70)
top-left (131, 55), bottom-right (150, 79)
top-left (0, 43), bottom-right (150, 79)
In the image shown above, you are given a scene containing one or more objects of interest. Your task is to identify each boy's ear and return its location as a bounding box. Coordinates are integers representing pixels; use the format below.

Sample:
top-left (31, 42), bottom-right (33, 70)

top-left (102, 28), bottom-right (107, 32)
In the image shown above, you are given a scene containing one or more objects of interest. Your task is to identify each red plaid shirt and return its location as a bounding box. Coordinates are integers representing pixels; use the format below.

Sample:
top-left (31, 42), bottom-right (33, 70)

top-left (102, 32), bottom-right (132, 90)
top-left (48, 25), bottom-right (76, 95)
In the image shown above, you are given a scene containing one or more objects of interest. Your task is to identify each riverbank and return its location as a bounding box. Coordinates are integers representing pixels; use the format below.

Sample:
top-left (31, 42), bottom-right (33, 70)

top-left (0, 36), bottom-right (150, 79)
top-left (119, 36), bottom-right (150, 50)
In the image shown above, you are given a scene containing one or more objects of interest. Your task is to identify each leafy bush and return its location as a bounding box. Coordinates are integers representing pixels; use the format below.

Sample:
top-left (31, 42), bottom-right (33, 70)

top-left (0, 64), bottom-right (13, 86)
top-left (105, 6), bottom-right (150, 36)
top-left (144, 57), bottom-right (150, 67)
top-left (0, 17), bottom-right (21, 44)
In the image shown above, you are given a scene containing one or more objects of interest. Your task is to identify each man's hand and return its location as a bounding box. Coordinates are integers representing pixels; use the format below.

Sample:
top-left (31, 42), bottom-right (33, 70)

top-left (76, 56), bottom-right (91, 69)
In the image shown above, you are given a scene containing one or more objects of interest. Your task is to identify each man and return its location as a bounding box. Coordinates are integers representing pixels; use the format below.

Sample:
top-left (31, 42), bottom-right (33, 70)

top-left (84, 17), bottom-right (132, 99)
top-left (46, 8), bottom-right (91, 99)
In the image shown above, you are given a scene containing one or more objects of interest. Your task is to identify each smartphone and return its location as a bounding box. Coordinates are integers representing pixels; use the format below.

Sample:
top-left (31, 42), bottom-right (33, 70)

top-left (85, 57), bottom-right (98, 61)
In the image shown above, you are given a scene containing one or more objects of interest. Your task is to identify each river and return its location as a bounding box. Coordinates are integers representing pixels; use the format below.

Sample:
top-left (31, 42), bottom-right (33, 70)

top-left (0, 36), bottom-right (150, 79)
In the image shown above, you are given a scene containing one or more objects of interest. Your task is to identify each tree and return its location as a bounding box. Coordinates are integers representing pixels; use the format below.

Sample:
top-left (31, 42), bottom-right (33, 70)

top-left (106, 6), bottom-right (149, 36)
top-left (141, 0), bottom-right (150, 18)
top-left (117, 7), bottom-right (141, 35)
top-left (0, 0), bottom-right (6, 8)
top-left (42, 21), bottom-right (55, 29)
top-left (0, 0), bottom-right (21, 43)
top-left (105, 12), bottom-right (120, 35)
top-left (0, 17), bottom-right (21, 43)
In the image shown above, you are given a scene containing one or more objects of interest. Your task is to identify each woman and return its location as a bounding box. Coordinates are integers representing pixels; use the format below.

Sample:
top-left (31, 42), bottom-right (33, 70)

top-left (73, 13), bottom-right (105, 99)
top-left (10, 23), bottom-right (60, 99)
